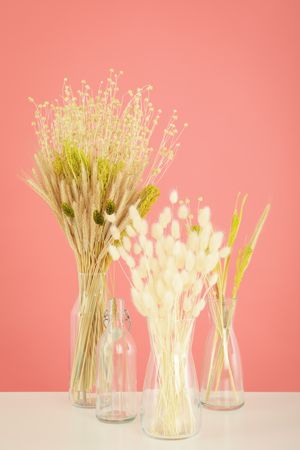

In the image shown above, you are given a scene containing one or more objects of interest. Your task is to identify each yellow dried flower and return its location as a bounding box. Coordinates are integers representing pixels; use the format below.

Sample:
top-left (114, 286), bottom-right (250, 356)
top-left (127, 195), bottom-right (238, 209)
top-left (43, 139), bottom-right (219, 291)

top-left (227, 194), bottom-right (247, 248)
top-left (112, 160), bottom-right (125, 177)
top-left (98, 159), bottom-right (125, 192)
top-left (53, 142), bottom-right (90, 179)
top-left (137, 185), bottom-right (160, 217)
top-left (98, 158), bottom-right (111, 191)
top-left (191, 224), bottom-right (201, 234)
top-left (232, 246), bottom-right (253, 297)
top-left (53, 153), bottom-right (64, 176)
top-left (63, 142), bottom-right (90, 178)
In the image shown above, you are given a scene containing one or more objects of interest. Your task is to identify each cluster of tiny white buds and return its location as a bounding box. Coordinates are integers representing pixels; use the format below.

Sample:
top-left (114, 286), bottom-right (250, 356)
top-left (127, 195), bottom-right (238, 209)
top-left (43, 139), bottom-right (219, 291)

top-left (28, 69), bottom-right (185, 188)
top-left (108, 190), bottom-right (231, 320)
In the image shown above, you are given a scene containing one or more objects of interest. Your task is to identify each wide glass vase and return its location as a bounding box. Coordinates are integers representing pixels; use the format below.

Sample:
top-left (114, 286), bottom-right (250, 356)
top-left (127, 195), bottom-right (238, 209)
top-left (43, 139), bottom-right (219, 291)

top-left (200, 298), bottom-right (244, 410)
top-left (141, 317), bottom-right (201, 440)
top-left (70, 272), bottom-right (106, 408)
top-left (96, 298), bottom-right (137, 422)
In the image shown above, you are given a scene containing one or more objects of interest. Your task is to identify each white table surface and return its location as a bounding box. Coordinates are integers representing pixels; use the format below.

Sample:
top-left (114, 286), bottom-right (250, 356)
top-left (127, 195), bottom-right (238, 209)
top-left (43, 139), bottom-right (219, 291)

top-left (0, 393), bottom-right (299, 450)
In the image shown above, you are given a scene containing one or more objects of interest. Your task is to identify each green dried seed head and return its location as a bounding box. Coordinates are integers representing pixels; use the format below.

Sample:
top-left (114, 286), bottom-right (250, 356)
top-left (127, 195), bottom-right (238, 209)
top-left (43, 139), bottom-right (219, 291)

top-left (137, 185), bottom-right (160, 217)
top-left (191, 224), bottom-right (201, 234)
top-left (53, 153), bottom-right (64, 176)
top-left (62, 202), bottom-right (74, 219)
top-left (93, 210), bottom-right (104, 225)
top-left (106, 200), bottom-right (116, 215)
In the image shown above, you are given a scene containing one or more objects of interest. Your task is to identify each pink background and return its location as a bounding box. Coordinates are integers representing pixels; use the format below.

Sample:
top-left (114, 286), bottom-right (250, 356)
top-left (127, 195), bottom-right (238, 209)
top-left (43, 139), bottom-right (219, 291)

top-left (1, 0), bottom-right (299, 392)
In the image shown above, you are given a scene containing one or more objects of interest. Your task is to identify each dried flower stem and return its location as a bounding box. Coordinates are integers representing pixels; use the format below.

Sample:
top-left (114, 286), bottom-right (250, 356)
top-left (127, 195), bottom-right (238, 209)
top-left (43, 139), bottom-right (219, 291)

top-left (147, 317), bottom-right (198, 438)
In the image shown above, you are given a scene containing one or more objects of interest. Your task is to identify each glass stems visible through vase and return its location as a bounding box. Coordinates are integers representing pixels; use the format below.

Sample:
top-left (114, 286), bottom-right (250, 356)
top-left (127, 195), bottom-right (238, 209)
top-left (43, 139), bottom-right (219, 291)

top-left (142, 318), bottom-right (201, 439)
top-left (70, 271), bottom-right (106, 408)
top-left (200, 298), bottom-right (244, 410)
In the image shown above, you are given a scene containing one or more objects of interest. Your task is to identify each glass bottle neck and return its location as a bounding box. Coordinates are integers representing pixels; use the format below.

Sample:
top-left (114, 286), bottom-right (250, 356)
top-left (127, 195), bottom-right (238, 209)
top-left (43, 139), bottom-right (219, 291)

top-left (108, 298), bottom-right (125, 328)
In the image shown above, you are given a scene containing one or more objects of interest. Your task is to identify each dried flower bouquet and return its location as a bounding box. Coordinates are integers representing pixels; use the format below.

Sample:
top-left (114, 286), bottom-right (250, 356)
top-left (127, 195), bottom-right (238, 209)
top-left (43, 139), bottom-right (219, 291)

top-left (201, 194), bottom-right (270, 408)
top-left (109, 191), bottom-right (229, 438)
top-left (27, 71), bottom-right (185, 406)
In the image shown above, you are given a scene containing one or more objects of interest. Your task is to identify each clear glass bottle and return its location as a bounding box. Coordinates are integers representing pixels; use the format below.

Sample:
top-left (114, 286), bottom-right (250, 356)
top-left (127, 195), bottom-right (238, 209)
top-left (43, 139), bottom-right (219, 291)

top-left (200, 298), bottom-right (244, 410)
top-left (96, 298), bottom-right (137, 423)
top-left (141, 317), bottom-right (201, 440)
top-left (70, 272), bottom-right (106, 408)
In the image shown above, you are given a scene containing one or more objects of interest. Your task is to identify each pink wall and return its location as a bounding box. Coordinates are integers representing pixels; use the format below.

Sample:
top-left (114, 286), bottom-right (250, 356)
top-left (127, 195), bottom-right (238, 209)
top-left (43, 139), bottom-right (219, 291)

top-left (1, 0), bottom-right (299, 392)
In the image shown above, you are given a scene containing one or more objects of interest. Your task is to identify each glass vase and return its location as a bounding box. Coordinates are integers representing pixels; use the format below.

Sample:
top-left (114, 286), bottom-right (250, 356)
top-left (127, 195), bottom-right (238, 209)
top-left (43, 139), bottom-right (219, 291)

top-left (96, 298), bottom-right (137, 422)
top-left (141, 317), bottom-right (201, 440)
top-left (200, 298), bottom-right (244, 410)
top-left (70, 272), bottom-right (106, 408)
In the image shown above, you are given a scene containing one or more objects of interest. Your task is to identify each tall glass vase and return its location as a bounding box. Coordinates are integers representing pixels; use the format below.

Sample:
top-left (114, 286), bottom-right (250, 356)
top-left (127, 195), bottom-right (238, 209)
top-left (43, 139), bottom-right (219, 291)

top-left (200, 298), bottom-right (244, 410)
top-left (70, 272), bottom-right (106, 408)
top-left (96, 298), bottom-right (137, 422)
top-left (141, 318), bottom-right (201, 440)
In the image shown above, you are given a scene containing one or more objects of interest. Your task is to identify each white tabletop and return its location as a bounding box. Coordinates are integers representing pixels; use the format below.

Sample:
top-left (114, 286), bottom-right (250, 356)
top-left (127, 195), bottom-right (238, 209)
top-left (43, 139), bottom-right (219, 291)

top-left (0, 393), bottom-right (299, 450)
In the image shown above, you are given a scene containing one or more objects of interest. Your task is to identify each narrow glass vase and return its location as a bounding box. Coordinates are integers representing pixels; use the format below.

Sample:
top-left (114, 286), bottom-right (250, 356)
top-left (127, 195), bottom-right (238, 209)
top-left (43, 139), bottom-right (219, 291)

top-left (200, 298), bottom-right (244, 410)
top-left (96, 298), bottom-right (137, 423)
top-left (141, 317), bottom-right (201, 440)
top-left (70, 272), bottom-right (106, 408)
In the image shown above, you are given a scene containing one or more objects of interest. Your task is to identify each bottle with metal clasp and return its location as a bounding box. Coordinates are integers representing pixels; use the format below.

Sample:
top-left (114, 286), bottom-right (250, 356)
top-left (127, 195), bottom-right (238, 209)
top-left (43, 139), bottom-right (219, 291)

top-left (96, 298), bottom-right (137, 422)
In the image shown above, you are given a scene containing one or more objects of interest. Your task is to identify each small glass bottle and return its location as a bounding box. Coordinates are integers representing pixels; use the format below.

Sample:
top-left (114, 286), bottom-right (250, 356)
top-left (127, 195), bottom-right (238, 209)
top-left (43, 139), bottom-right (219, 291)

top-left (96, 298), bottom-right (137, 422)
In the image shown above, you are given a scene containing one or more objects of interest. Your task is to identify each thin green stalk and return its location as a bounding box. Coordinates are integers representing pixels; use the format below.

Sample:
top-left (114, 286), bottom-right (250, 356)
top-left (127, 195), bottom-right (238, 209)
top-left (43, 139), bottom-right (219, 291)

top-left (204, 196), bottom-right (270, 406)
